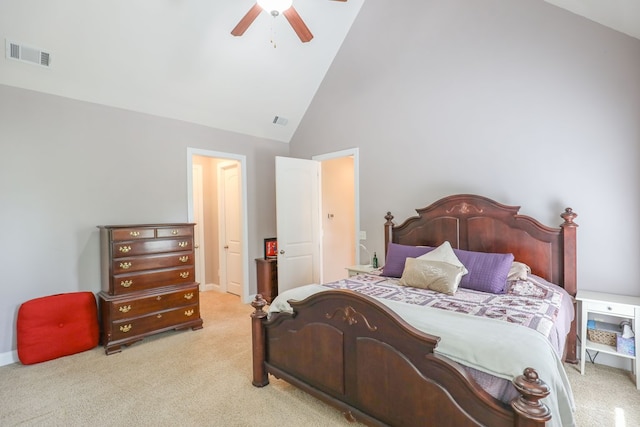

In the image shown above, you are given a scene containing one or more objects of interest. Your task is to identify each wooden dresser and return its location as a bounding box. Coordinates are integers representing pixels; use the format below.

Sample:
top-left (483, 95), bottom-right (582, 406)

top-left (97, 223), bottom-right (203, 354)
top-left (255, 258), bottom-right (277, 303)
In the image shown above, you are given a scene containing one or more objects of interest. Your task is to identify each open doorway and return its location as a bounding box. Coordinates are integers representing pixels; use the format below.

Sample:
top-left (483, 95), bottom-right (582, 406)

top-left (275, 148), bottom-right (359, 293)
top-left (186, 148), bottom-right (249, 302)
top-left (314, 148), bottom-right (359, 283)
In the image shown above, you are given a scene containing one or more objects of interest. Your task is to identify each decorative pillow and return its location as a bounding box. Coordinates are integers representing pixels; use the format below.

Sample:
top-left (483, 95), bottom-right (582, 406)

top-left (381, 243), bottom-right (433, 278)
top-left (417, 241), bottom-right (468, 274)
top-left (452, 248), bottom-right (514, 294)
top-left (17, 292), bottom-right (99, 365)
top-left (508, 261), bottom-right (531, 281)
top-left (399, 258), bottom-right (466, 295)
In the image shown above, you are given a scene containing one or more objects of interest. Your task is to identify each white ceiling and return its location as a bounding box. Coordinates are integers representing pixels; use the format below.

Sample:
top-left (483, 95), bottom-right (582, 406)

top-left (1, 0), bottom-right (638, 143)
top-left (544, 0), bottom-right (640, 41)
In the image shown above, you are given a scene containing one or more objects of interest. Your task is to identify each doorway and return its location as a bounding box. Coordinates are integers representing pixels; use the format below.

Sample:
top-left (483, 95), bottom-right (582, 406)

top-left (186, 148), bottom-right (249, 302)
top-left (275, 148), bottom-right (359, 292)
top-left (313, 148), bottom-right (359, 283)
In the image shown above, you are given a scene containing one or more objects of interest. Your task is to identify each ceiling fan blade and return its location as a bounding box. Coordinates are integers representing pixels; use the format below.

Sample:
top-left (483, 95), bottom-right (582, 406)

top-left (231, 3), bottom-right (263, 37)
top-left (283, 6), bottom-right (313, 43)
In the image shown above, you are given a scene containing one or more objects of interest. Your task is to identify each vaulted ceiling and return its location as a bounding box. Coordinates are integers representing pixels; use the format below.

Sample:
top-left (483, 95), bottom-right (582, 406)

top-left (1, 0), bottom-right (638, 143)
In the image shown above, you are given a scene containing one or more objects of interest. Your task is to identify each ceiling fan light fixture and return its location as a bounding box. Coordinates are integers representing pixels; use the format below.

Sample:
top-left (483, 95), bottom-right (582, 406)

top-left (257, 0), bottom-right (293, 16)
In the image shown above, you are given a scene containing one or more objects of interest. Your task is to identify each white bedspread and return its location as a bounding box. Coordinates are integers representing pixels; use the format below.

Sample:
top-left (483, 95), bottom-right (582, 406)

top-left (268, 285), bottom-right (575, 427)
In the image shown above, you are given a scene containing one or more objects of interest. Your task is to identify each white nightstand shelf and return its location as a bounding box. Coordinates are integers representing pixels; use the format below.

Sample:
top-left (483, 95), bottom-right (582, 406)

top-left (345, 264), bottom-right (375, 277)
top-left (576, 290), bottom-right (640, 389)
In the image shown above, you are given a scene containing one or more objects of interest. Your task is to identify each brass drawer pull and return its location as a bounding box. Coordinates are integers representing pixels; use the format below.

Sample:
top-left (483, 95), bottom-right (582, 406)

top-left (179, 256), bottom-right (189, 263)
top-left (120, 280), bottom-right (133, 288)
top-left (118, 305), bottom-right (131, 313)
top-left (178, 241), bottom-right (189, 248)
top-left (119, 262), bottom-right (132, 269)
top-left (179, 271), bottom-right (190, 279)
top-left (171, 229), bottom-right (179, 235)
top-left (184, 292), bottom-right (194, 300)
top-left (156, 296), bottom-right (162, 301)
top-left (118, 245), bottom-right (131, 253)
top-left (156, 314), bottom-right (162, 319)
top-left (184, 309), bottom-right (194, 317)
top-left (120, 324), bottom-right (132, 333)
top-left (129, 231), bottom-right (140, 237)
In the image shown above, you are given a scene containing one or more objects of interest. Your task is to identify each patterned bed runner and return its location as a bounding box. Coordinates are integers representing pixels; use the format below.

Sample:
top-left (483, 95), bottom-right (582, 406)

top-left (322, 272), bottom-right (566, 339)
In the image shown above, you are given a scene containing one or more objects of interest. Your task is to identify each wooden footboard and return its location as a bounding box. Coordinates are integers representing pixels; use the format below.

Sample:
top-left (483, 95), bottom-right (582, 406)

top-left (251, 291), bottom-right (551, 427)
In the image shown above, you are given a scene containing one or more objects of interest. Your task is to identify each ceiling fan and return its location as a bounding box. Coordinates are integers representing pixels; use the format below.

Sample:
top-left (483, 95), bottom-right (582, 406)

top-left (231, 0), bottom-right (347, 43)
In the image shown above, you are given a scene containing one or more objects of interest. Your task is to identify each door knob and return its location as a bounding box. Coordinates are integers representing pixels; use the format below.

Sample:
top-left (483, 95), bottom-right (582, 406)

top-left (224, 245), bottom-right (229, 249)
top-left (279, 249), bottom-right (285, 254)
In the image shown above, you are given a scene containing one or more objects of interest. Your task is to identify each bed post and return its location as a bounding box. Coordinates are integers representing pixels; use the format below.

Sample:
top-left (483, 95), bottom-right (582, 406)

top-left (511, 368), bottom-right (552, 427)
top-left (384, 212), bottom-right (394, 256)
top-left (560, 207), bottom-right (578, 364)
top-left (251, 294), bottom-right (269, 387)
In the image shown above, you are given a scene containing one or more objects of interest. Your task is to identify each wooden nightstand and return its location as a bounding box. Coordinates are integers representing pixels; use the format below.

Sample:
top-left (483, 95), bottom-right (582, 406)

top-left (256, 258), bottom-right (277, 303)
top-left (345, 264), bottom-right (375, 277)
top-left (576, 290), bottom-right (640, 389)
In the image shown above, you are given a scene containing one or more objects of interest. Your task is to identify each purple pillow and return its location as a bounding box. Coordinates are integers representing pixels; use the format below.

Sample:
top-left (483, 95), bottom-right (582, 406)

top-left (381, 243), bottom-right (434, 278)
top-left (453, 248), bottom-right (514, 294)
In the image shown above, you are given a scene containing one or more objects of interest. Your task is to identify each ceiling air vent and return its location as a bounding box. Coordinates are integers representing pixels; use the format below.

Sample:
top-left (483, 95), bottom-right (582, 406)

top-left (5, 40), bottom-right (51, 68)
top-left (272, 116), bottom-right (288, 126)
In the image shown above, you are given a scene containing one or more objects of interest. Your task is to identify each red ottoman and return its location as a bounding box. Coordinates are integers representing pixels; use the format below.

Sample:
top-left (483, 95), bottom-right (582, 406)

top-left (17, 292), bottom-right (99, 365)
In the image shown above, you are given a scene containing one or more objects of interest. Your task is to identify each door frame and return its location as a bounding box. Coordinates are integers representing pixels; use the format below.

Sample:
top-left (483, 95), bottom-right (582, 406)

top-left (312, 148), bottom-right (361, 276)
top-left (186, 148), bottom-right (249, 302)
top-left (192, 163), bottom-right (207, 291)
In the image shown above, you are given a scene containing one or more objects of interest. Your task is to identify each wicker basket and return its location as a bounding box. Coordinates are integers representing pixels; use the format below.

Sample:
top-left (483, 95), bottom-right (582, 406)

top-left (587, 321), bottom-right (619, 346)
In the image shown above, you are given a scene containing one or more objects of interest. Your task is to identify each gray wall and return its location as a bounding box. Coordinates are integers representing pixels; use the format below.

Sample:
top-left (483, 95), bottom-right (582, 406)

top-left (2, 0), bottom-right (640, 359)
top-left (291, 0), bottom-right (640, 294)
top-left (0, 84), bottom-right (288, 356)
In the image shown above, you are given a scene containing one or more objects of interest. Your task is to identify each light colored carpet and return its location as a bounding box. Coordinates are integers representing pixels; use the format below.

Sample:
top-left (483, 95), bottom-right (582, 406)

top-left (0, 291), bottom-right (638, 426)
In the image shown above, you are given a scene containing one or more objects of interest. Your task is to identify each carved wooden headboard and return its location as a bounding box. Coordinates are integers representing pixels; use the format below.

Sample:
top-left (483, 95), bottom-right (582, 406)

top-left (383, 194), bottom-right (578, 298)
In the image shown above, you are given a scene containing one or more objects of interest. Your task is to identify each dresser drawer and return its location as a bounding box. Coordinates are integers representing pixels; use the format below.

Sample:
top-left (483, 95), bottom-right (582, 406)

top-left (109, 304), bottom-right (200, 341)
top-left (112, 252), bottom-right (194, 274)
top-left (112, 238), bottom-right (193, 258)
top-left (104, 286), bottom-right (199, 321)
top-left (111, 266), bottom-right (195, 295)
top-left (156, 226), bottom-right (193, 238)
top-left (111, 227), bottom-right (155, 241)
top-left (585, 300), bottom-right (635, 317)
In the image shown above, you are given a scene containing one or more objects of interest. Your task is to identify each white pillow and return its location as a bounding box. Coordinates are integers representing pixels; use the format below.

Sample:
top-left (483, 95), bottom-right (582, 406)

top-left (417, 241), bottom-right (468, 275)
top-left (399, 258), bottom-right (466, 295)
top-left (508, 261), bottom-right (531, 281)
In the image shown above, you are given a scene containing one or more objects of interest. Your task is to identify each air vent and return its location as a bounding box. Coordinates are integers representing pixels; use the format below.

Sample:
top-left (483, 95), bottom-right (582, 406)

top-left (272, 116), bottom-right (288, 126)
top-left (5, 40), bottom-right (51, 68)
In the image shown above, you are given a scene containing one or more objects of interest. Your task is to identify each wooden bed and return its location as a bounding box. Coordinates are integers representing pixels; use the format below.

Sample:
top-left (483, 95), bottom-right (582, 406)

top-left (250, 194), bottom-right (578, 426)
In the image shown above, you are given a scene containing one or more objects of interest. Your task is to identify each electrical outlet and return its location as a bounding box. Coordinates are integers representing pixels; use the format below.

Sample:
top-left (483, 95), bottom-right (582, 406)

top-left (359, 230), bottom-right (367, 240)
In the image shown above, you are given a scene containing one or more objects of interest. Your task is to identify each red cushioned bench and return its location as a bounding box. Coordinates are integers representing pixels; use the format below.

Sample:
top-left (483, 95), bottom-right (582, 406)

top-left (17, 292), bottom-right (99, 365)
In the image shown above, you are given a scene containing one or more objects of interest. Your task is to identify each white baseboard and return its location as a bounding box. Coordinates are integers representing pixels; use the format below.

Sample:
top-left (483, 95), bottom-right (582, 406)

top-left (199, 283), bottom-right (217, 292)
top-left (0, 350), bottom-right (18, 367)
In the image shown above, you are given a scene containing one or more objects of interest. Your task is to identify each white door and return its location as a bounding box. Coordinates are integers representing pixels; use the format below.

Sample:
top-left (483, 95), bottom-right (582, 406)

top-left (192, 164), bottom-right (206, 291)
top-left (275, 156), bottom-right (321, 293)
top-left (219, 161), bottom-right (243, 296)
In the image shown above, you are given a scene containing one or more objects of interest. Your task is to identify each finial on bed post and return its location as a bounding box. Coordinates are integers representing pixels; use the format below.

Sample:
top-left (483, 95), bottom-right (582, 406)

top-left (511, 367), bottom-right (551, 427)
top-left (384, 212), bottom-right (394, 256)
top-left (560, 207), bottom-right (577, 227)
top-left (251, 294), bottom-right (269, 387)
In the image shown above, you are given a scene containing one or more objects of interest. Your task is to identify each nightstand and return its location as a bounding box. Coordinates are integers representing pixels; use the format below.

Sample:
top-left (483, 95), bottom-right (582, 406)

top-left (345, 264), bottom-right (375, 277)
top-left (576, 290), bottom-right (640, 389)
top-left (256, 258), bottom-right (277, 303)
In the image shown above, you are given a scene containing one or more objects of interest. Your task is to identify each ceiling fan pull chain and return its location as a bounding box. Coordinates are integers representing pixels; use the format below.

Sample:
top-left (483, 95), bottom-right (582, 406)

top-left (270, 18), bottom-right (277, 48)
